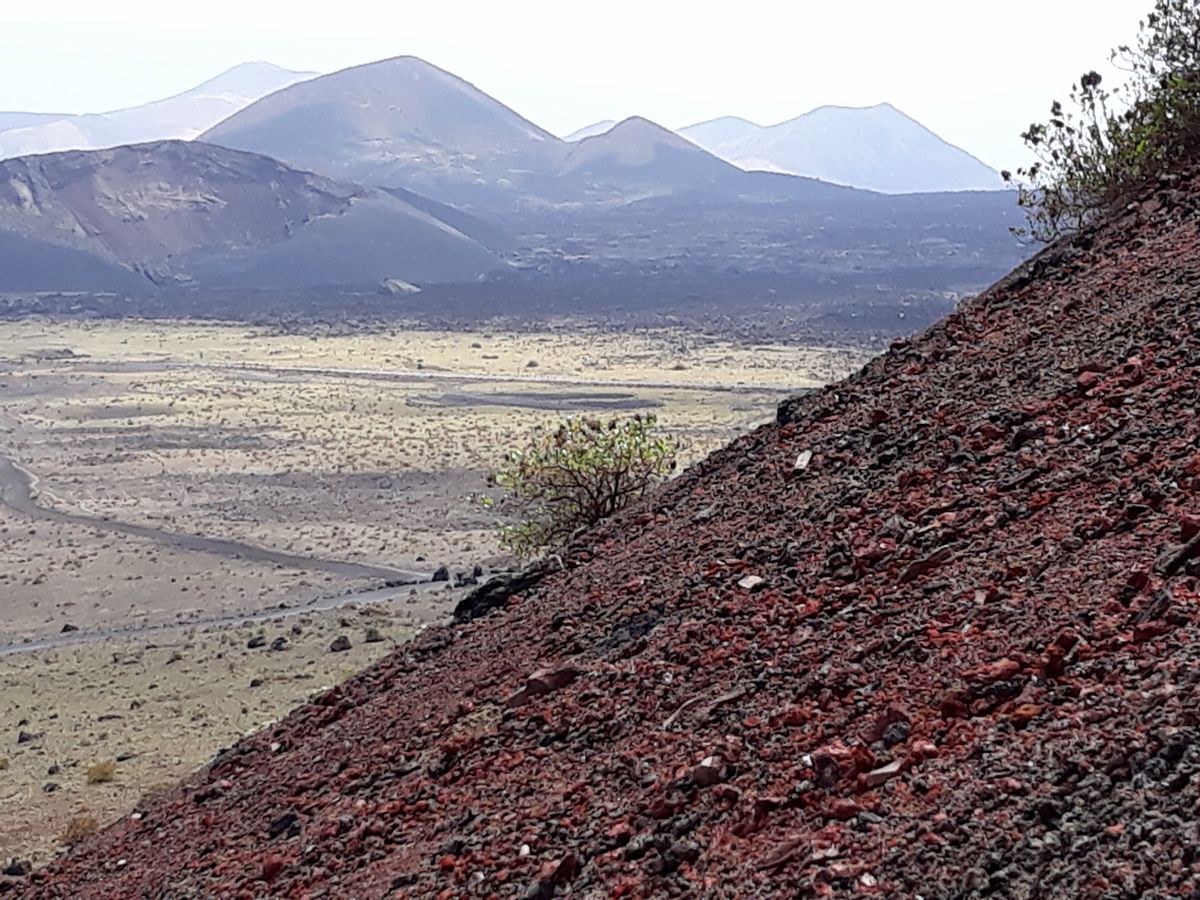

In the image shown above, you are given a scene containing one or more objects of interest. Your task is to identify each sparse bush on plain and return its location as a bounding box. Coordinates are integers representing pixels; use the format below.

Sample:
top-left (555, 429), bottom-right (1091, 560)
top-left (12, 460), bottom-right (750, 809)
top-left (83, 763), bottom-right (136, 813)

top-left (485, 414), bottom-right (679, 559)
top-left (1004, 0), bottom-right (1200, 240)
top-left (59, 814), bottom-right (100, 847)
top-left (85, 760), bottom-right (117, 784)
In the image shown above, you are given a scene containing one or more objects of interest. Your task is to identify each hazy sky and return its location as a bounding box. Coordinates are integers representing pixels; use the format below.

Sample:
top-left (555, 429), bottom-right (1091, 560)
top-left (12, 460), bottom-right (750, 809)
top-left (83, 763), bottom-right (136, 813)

top-left (4, 1), bottom-right (1145, 168)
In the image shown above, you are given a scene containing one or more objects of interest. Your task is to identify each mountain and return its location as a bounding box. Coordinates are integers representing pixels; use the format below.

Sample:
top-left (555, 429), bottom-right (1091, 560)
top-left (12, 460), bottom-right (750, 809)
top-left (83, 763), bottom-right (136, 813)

top-left (0, 63), bottom-right (315, 160)
top-left (201, 59), bottom-right (786, 206)
top-left (680, 103), bottom-right (1003, 193)
top-left (676, 114), bottom-right (758, 148)
top-left (0, 112), bottom-right (69, 133)
top-left (199, 58), bottom-right (1025, 317)
top-left (29, 167), bottom-right (1200, 898)
top-left (560, 117), bottom-right (745, 195)
top-left (0, 57), bottom-right (1027, 314)
top-left (564, 119), bottom-right (617, 141)
top-left (202, 56), bottom-right (566, 206)
top-left (0, 141), bottom-right (500, 290)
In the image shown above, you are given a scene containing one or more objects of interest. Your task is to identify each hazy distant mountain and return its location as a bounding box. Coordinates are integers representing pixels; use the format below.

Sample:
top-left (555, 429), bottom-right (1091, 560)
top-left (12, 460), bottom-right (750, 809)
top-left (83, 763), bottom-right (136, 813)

top-left (201, 57), bottom-right (1023, 297)
top-left (0, 63), bottom-right (315, 160)
top-left (0, 56), bottom-right (1024, 312)
top-left (204, 59), bottom-right (761, 210)
top-left (0, 141), bottom-right (500, 290)
top-left (0, 112), bottom-right (70, 134)
top-left (202, 56), bottom-right (566, 206)
top-left (564, 120), bottom-right (616, 141)
top-left (562, 117), bottom-right (743, 196)
top-left (680, 104), bottom-right (1002, 193)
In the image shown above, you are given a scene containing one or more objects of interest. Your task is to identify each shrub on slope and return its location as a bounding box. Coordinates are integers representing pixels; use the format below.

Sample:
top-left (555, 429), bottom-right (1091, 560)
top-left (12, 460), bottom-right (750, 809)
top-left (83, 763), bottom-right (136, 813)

top-left (1006, 0), bottom-right (1200, 239)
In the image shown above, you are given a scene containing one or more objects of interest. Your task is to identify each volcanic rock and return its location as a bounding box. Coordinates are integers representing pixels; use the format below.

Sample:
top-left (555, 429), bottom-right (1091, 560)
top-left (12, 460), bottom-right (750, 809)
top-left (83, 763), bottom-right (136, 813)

top-left (28, 172), bottom-right (1200, 899)
top-left (453, 563), bottom-right (550, 623)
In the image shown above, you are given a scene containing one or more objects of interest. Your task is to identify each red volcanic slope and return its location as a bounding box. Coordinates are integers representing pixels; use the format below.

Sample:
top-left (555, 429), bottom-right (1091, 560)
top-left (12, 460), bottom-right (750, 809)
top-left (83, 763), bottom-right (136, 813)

top-left (23, 183), bottom-right (1200, 898)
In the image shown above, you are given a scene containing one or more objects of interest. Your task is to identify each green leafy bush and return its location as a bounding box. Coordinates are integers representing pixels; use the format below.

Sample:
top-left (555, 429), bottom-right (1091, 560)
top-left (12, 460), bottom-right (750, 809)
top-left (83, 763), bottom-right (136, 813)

top-left (1004, 0), bottom-right (1200, 240)
top-left (487, 414), bottom-right (679, 559)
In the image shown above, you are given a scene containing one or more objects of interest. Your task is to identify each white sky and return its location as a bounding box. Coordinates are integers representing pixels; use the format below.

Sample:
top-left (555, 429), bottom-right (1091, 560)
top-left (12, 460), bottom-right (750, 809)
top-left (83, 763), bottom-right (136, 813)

top-left (3, 0), bottom-right (1145, 168)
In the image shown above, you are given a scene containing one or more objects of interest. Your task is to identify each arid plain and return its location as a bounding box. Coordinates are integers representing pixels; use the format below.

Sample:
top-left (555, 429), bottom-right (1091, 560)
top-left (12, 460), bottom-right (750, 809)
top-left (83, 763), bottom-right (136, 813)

top-left (0, 318), bottom-right (869, 864)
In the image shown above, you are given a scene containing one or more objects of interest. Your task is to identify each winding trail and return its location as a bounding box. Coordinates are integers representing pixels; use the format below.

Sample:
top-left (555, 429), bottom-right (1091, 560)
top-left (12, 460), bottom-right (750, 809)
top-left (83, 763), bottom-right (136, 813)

top-left (70, 359), bottom-right (819, 394)
top-left (0, 454), bottom-right (429, 584)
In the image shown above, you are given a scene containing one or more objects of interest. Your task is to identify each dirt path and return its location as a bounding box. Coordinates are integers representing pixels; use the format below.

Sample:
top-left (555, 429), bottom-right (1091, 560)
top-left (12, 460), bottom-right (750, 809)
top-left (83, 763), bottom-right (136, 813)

top-left (68, 359), bottom-right (814, 394)
top-left (0, 454), bottom-right (430, 585)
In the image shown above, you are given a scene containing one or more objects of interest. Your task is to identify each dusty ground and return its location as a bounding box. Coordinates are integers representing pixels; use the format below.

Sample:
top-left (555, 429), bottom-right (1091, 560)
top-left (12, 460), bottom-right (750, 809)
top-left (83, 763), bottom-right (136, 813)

top-left (0, 318), bottom-right (868, 867)
top-left (0, 591), bottom-right (452, 866)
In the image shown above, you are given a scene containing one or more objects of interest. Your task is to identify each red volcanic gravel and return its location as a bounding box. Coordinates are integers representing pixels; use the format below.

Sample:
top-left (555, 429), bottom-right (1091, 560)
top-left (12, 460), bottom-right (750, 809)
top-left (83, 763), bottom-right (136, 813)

top-left (20, 183), bottom-right (1200, 898)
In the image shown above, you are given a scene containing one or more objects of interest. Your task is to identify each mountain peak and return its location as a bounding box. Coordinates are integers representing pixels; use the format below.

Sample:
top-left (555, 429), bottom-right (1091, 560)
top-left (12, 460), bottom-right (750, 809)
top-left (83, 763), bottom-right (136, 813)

top-left (605, 115), bottom-right (690, 141)
top-left (681, 114), bottom-right (762, 131)
top-left (562, 115), bottom-right (709, 171)
top-left (780, 101), bottom-right (912, 125)
top-left (679, 103), bottom-right (1001, 192)
top-left (188, 62), bottom-right (316, 98)
top-left (200, 56), bottom-right (564, 200)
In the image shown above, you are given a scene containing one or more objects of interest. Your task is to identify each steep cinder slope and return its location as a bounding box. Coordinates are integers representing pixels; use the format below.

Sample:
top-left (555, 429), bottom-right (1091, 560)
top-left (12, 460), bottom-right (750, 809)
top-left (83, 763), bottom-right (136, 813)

top-left (23, 182), bottom-right (1200, 897)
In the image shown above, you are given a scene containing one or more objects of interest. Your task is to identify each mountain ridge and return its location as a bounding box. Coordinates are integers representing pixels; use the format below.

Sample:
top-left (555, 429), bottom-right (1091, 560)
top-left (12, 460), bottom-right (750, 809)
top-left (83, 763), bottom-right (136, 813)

top-left (564, 119), bottom-right (618, 141)
top-left (0, 140), bottom-right (500, 290)
top-left (680, 102), bottom-right (1002, 193)
top-left (201, 55), bottom-right (565, 205)
top-left (0, 63), bottom-right (315, 160)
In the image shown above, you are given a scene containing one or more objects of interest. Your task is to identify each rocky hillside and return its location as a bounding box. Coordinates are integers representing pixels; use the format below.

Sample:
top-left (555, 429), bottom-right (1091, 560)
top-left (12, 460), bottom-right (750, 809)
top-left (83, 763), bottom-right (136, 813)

top-left (0, 141), bottom-right (500, 289)
top-left (21, 177), bottom-right (1200, 897)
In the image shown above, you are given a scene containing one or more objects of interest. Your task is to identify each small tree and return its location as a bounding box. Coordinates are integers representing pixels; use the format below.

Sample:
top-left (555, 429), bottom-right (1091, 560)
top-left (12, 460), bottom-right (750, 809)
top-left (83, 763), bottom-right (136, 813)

top-left (487, 414), bottom-right (679, 559)
top-left (1003, 0), bottom-right (1200, 241)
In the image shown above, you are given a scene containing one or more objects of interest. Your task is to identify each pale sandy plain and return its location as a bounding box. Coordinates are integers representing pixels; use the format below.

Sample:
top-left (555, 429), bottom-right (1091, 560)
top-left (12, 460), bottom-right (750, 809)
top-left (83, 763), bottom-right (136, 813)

top-left (0, 318), bottom-right (870, 865)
